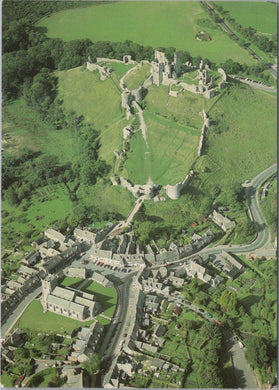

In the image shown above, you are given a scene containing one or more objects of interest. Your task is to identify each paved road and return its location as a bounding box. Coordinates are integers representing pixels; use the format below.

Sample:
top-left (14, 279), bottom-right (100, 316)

top-left (1, 287), bottom-right (42, 337)
top-left (223, 330), bottom-right (258, 389)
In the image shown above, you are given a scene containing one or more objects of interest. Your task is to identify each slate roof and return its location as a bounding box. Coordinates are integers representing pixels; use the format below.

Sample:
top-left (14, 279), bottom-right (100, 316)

top-left (52, 286), bottom-right (76, 301)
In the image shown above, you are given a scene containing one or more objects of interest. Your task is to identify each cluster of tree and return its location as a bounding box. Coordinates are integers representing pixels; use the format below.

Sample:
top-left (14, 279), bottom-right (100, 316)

top-left (198, 323), bottom-right (225, 388)
top-left (219, 290), bottom-right (238, 313)
top-left (81, 353), bottom-right (100, 375)
top-left (245, 336), bottom-right (276, 370)
top-left (2, 0), bottom-right (94, 27)
top-left (71, 122), bottom-right (110, 186)
top-left (220, 59), bottom-right (273, 84)
top-left (2, 150), bottom-right (69, 206)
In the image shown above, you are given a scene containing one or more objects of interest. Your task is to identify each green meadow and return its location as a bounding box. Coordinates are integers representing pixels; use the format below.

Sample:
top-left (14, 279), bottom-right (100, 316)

top-left (57, 66), bottom-right (125, 164)
top-left (39, 1), bottom-right (255, 65)
top-left (218, 1), bottom-right (277, 34)
top-left (124, 63), bottom-right (151, 90)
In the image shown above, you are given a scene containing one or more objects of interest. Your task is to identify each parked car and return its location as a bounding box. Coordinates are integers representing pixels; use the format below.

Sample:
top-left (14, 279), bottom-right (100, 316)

top-left (205, 312), bottom-right (212, 318)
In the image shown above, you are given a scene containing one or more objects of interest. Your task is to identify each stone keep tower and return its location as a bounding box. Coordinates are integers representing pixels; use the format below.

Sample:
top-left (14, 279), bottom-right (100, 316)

top-left (151, 62), bottom-right (164, 86)
top-left (41, 274), bottom-right (57, 311)
top-left (174, 52), bottom-right (182, 75)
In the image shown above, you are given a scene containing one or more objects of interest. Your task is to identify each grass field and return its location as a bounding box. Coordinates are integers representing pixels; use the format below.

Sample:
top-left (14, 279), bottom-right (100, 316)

top-left (145, 85), bottom-right (205, 128)
top-left (57, 66), bottom-right (125, 164)
top-left (124, 63), bottom-right (151, 90)
top-left (218, 1), bottom-right (277, 35)
top-left (60, 277), bottom-right (83, 288)
top-left (1, 184), bottom-right (72, 246)
top-left (81, 281), bottom-right (117, 318)
top-left (39, 1), bottom-right (256, 65)
top-left (29, 368), bottom-right (58, 388)
top-left (2, 99), bottom-right (78, 163)
top-left (0, 374), bottom-right (15, 388)
top-left (17, 300), bottom-right (94, 333)
top-left (202, 82), bottom-right (277, 188)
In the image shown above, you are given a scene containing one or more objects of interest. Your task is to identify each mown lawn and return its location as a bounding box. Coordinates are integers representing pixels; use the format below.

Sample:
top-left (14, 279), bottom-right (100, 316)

top-left (60, 276), bottom-right (83, 288)
top-left (17, 300), bottom-right (94, 333)
top-left (218, 1), bottom-right (277, 34)
top-left (81, 281), bottom-right (117, 318)
top-left (39, 1), bottom-right (256, 64)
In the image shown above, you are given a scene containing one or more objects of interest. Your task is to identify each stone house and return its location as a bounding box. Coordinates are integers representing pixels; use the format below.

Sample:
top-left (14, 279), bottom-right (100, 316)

top-left (44, 228), bottom-right (66, 244)
top-left (185, 260), bottom-right (212, 284)
top-left (74, 228), bottom-right (96, 244)
top-left (21, 250), bottom-right (40, 266)
top-left (213, 250), bottom-right (243, 279)
top-left (153, 324), bottom-right (166, 337)
top-left (168, 276), bottom-right (184, 288)
top-left (212, 210), bottom-right (236, 231)
top-left (91, 272), bottom-right (112, 288)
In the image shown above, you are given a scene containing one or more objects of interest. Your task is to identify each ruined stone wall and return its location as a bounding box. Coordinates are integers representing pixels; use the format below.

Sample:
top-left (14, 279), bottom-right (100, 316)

top-left (198, 111), bottom-right (210, 156)
top-left (179, 82), bottom-right (199, 93)
top-left (218, 67), bottom-right (227, 81)
top-left (96, 57), bottom-right (122, 63)
top-left (151, 61), bottom-right (164, 86)
top-left (143, 75), bottom-right (153, 88)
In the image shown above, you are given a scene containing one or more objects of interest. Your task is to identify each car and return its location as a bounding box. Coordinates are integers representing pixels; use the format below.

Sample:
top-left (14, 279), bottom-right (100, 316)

top-left (199, 308), bottom-right (205, 313)
top-left (205, 312), bottom-right (212, 318)
top-left (123, 333), bottom-right (127, 337)
top-left (216, 320), bottom-right (222, 325)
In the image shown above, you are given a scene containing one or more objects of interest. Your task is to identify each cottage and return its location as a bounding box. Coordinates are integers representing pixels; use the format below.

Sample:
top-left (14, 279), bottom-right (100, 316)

top-left (44, 228), bottom-right (66, 244)
top-left (212, 210), bottom-right (236, 231)
top-left (169, 276), bottom-right (184, 288)
top-left (185, 260), bottom-right (212, 284)
top-left (74, 228), bottom-right (96, 244)
top-left (213, 251), bottom-right (243, 279)
top-left (142, 342), bottom-right (158, 353)
top-left (67, 267), bottom-right (87, 279)
top-left (91, 272), bottom-right (112, 288)
top-left (21, 250), bottom-right (40, 266)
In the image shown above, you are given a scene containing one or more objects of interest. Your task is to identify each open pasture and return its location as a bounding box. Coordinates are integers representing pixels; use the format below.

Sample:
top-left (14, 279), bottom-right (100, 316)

top-left (218, 1), bottom-right (277, 35)
top-left (39, 1), bottom-right (255, 64)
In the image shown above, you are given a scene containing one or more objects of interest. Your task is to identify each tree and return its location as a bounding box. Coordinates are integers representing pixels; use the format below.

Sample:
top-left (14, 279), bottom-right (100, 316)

top-left (81, 353), bottom-right (100, 375)
top-left (201, 322), bottom-right (222, 341)
top-left (199, 365), bottom-right (223, 388)
top-left (219, 290), bottom-right (238, 313)
top-left (245, 337), bottom-right (270, 369)
top-left (135, 221), bottom-right (154, 245)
